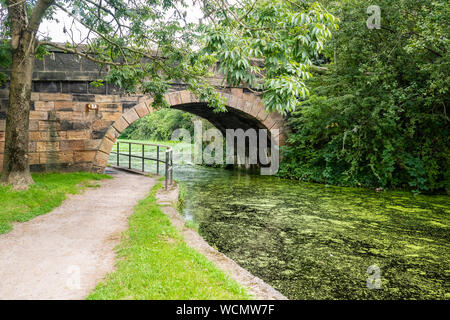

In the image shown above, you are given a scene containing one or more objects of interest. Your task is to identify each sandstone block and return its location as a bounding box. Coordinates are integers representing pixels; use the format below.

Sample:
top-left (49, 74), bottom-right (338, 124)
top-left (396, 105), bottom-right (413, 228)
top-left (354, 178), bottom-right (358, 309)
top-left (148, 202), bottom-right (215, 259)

top-left (94, 150), bottom-right (109, 167)
top-left (74, 151), bottom-right (96, 163)
top-left (105, 127), bottom-right (119, 141)
top-left (122, 108), bottom-right (139, 124)
top-left (180, 91), bottom-right (191, 104)
top-left (29, 131), bottom-right (41, 141)
top-left (38, 120), bottom-right (60, 131)
top-left (29, 120), bottom-right (39, 131)
top-left (39, 151), bottom-right (73, 164)
top-left (101, 111), bottom-right (122, 121)
top-left (40, 93), bottom-right (72, 101)
top-left (98, 137), bottom-right (114, 154)
top-left (35, 101), bottom-right (55, 111)
top-left (84, 139), bottom-right (102, 151)
top-left (100, 103), bottom-right (121, 112)
top-left (30, 111), bottom-right (48, 120)
top-left (94, 95), bottom-right (118, 103)
top-left (134, 103), bottom-right (149, 118)
top-left (54, 101), bottom-right (74, 111)
top-left (112, 117), bottom-right (128, 133)
top-left (231, 88), bottom-right (243, 99)
top-left (92, 120), bottom-right (113, 131)
top-left (66, 130), bottom-right (90, 140)
top-left (55, 111), bottom-right (72, 121)
top-left (60, 140), bottom-right (84, 151)
top-left (36, 141), bottom-right (60, 152)
top-left (29, 142), bottom-right (36, 152)
top-left (29, 153), bottom-right (40, 165)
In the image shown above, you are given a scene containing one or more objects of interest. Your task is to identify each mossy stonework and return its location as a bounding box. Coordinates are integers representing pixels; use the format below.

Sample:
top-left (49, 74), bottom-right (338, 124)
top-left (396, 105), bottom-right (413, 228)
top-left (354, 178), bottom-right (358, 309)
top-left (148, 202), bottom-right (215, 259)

top-left (173, 165), bottom-right (449, 300)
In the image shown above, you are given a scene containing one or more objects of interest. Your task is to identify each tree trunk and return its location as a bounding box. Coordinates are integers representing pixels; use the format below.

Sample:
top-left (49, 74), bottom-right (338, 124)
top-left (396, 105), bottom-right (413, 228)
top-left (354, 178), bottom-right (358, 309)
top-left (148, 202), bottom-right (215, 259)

top-left (1, 5), bottom-right (35, 190)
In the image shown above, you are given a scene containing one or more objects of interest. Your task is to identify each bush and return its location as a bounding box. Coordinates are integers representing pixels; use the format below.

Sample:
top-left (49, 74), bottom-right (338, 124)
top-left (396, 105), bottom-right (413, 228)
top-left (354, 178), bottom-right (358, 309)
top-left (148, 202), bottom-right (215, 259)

top-left (120, 108), bottom-right (212, 141)
top-left (278, 0), bottom-right (449, 193)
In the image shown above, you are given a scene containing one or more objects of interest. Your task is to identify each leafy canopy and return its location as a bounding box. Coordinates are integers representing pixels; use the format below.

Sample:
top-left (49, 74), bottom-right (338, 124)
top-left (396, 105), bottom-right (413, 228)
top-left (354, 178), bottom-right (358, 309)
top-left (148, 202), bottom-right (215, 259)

top-left (0, 0), bottom-right (227, 109)
top-left (201, 0), bottom-right (338, 114)
top-left (279, 0), bottom-right (449, 193)
top-left (120, 108), bottom-right (214, 141)
top-left (0, 0), bottom-right (339, 114)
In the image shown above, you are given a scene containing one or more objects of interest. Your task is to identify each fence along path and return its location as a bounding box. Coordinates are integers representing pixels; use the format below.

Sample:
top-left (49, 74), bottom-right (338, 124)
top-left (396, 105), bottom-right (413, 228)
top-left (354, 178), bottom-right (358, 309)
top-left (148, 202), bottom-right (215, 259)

top-left (110, 141), bottom-right (173, 189)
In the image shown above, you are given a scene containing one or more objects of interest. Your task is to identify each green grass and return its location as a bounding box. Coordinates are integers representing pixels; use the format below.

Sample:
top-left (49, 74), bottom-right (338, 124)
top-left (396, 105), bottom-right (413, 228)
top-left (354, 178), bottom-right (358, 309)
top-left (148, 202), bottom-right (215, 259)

top-left (0, 172), bottom-right (112, 234)
top-left (184, 220), bottom-right (200, 232)
top-left (87, 183), bottom-right (251, 300)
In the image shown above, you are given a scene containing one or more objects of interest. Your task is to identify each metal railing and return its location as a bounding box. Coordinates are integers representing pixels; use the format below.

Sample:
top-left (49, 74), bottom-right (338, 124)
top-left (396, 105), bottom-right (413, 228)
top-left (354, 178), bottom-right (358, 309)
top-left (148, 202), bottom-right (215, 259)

top-left (110, 141), bottom-right (173, 189)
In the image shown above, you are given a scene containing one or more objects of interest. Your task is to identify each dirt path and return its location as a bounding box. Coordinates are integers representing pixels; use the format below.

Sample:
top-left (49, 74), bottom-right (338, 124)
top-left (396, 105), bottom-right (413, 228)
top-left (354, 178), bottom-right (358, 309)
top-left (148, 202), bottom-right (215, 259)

top-left (0, 169), bottom-right (156, 300)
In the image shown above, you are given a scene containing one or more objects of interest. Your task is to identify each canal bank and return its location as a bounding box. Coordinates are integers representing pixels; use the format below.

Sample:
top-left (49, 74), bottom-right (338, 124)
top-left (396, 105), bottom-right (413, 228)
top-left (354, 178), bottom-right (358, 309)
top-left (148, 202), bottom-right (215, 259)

top-left (156, 184), bottom-right (287, 300)
top-left (174, 164), bottom-right (449, 300)
top-left (109, 141), bottom-right (450, 300)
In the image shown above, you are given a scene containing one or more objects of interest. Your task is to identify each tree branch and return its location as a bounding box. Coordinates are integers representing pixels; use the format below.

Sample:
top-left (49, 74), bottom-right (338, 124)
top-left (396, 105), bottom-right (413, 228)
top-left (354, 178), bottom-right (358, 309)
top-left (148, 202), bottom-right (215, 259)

top-left (6, 0), bottom-right (28, 50)
top-left (38, 41), bottom-right (139, 66)
top-left (28, 0), bottom-right (54, 35)
top-left (53, 2), bottom-right (161, 62)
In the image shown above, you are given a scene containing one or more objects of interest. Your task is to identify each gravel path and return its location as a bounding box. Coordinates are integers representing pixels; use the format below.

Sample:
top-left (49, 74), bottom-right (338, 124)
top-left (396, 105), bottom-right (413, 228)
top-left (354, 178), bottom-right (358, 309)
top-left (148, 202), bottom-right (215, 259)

top-left (0, 169), bottom-right (156, 300)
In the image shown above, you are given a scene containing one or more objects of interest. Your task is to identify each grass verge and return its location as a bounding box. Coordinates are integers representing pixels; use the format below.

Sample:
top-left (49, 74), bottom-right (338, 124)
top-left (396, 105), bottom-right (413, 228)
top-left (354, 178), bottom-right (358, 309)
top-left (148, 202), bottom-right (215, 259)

top-left (176, 181), bottom-right (200, 232)
top-left (0, 172), bottom-right (111, 234)
top-left (87, 183), bottom-right (250, 300)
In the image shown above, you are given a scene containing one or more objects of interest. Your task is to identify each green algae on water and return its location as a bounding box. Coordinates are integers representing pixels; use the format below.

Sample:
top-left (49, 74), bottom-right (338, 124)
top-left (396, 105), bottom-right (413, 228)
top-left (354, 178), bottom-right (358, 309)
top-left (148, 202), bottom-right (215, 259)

top-left (175, 166), bottom-right (449, 300)
top-left (107, 150), bottom-right (449, 300)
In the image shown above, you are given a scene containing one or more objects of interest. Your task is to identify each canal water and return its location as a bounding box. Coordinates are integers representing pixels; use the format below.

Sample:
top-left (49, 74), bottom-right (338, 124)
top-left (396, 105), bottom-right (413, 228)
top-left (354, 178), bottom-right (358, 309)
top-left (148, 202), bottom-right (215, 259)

top-left (110, 144), bottom-right (449, 299)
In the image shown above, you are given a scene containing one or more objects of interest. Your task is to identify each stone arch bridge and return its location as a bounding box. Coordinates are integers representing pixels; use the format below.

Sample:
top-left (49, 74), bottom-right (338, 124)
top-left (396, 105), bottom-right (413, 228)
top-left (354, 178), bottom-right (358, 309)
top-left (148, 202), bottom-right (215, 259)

top-left (0, 48), bottom-right (288, 173)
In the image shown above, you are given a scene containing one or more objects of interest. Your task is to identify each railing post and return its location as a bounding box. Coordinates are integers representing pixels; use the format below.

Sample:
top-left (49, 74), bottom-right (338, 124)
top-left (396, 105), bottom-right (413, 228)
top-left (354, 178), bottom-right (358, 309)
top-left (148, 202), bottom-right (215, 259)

top-left (170, 149), bottom-right (173, 185)
top-left (117, 142), bottom-right (119, 166)
top-left (142, 144), bottom-right (145, 172)
top-left (165, 150), bottom-right (169, 190)
top-left (128, 143), bottom-right (131, 169)
top-left (157, 146), bottom-right (160, 175)
top-left (111, 142), bottom-right (173, 184)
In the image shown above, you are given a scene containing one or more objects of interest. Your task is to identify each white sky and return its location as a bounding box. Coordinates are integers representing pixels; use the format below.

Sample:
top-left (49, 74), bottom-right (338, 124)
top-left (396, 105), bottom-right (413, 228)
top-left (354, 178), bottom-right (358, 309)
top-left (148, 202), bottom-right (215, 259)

top-left (38, 1), bottom-right (204, 43)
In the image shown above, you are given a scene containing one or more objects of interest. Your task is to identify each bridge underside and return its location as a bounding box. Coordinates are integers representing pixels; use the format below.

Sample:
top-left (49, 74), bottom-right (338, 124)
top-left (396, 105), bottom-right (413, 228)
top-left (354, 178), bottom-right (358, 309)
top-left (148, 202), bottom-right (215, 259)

top-left (173, 102), bottom-right (274, 149)
top-left (174, 102), bottom-right (268, 133)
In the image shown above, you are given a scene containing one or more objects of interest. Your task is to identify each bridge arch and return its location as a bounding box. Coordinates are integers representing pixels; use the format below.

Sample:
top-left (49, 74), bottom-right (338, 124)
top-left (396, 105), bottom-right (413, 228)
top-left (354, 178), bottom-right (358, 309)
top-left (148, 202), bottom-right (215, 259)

top-left (0, 48), bottom-right (288, 173)
top-left (92, 89), bottom-right (287, 173)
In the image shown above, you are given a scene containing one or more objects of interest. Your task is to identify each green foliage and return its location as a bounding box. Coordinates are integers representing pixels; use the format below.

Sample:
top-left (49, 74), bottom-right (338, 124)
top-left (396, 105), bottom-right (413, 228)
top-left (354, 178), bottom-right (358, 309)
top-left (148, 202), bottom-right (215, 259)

top-left (201, 0), bottom-right (338, 114)
top-left (0, 172), bottom-right (111, 233)
top-left (55, 0), bottom-right (226, 111)
top-left (0, 0), bottom-right (227, 111)
top-left (0, 39), bottom-right (10, 84)
top-left (278, 0), bottom-right (449, 193)
top-left (120, 108), bottom-right (213, 141)
top-left (87, 183), bottom-right (250, 300)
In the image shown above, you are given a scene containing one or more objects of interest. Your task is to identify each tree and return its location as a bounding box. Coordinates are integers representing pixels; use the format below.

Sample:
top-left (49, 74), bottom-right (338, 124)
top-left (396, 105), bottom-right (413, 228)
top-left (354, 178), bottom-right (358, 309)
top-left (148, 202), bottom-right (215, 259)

top-left (199, 0), bottom-right (338, 114)
top-left (278, 0), bottom-right (449, 193)
top-left (0, 0), bottom-right (338, 190)
top-left (0, 0), bottom-right (221, 189)
top-left (1, 0), bottom-right (54, 189)
top-left (120, 108), bottom-right (214, 141)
